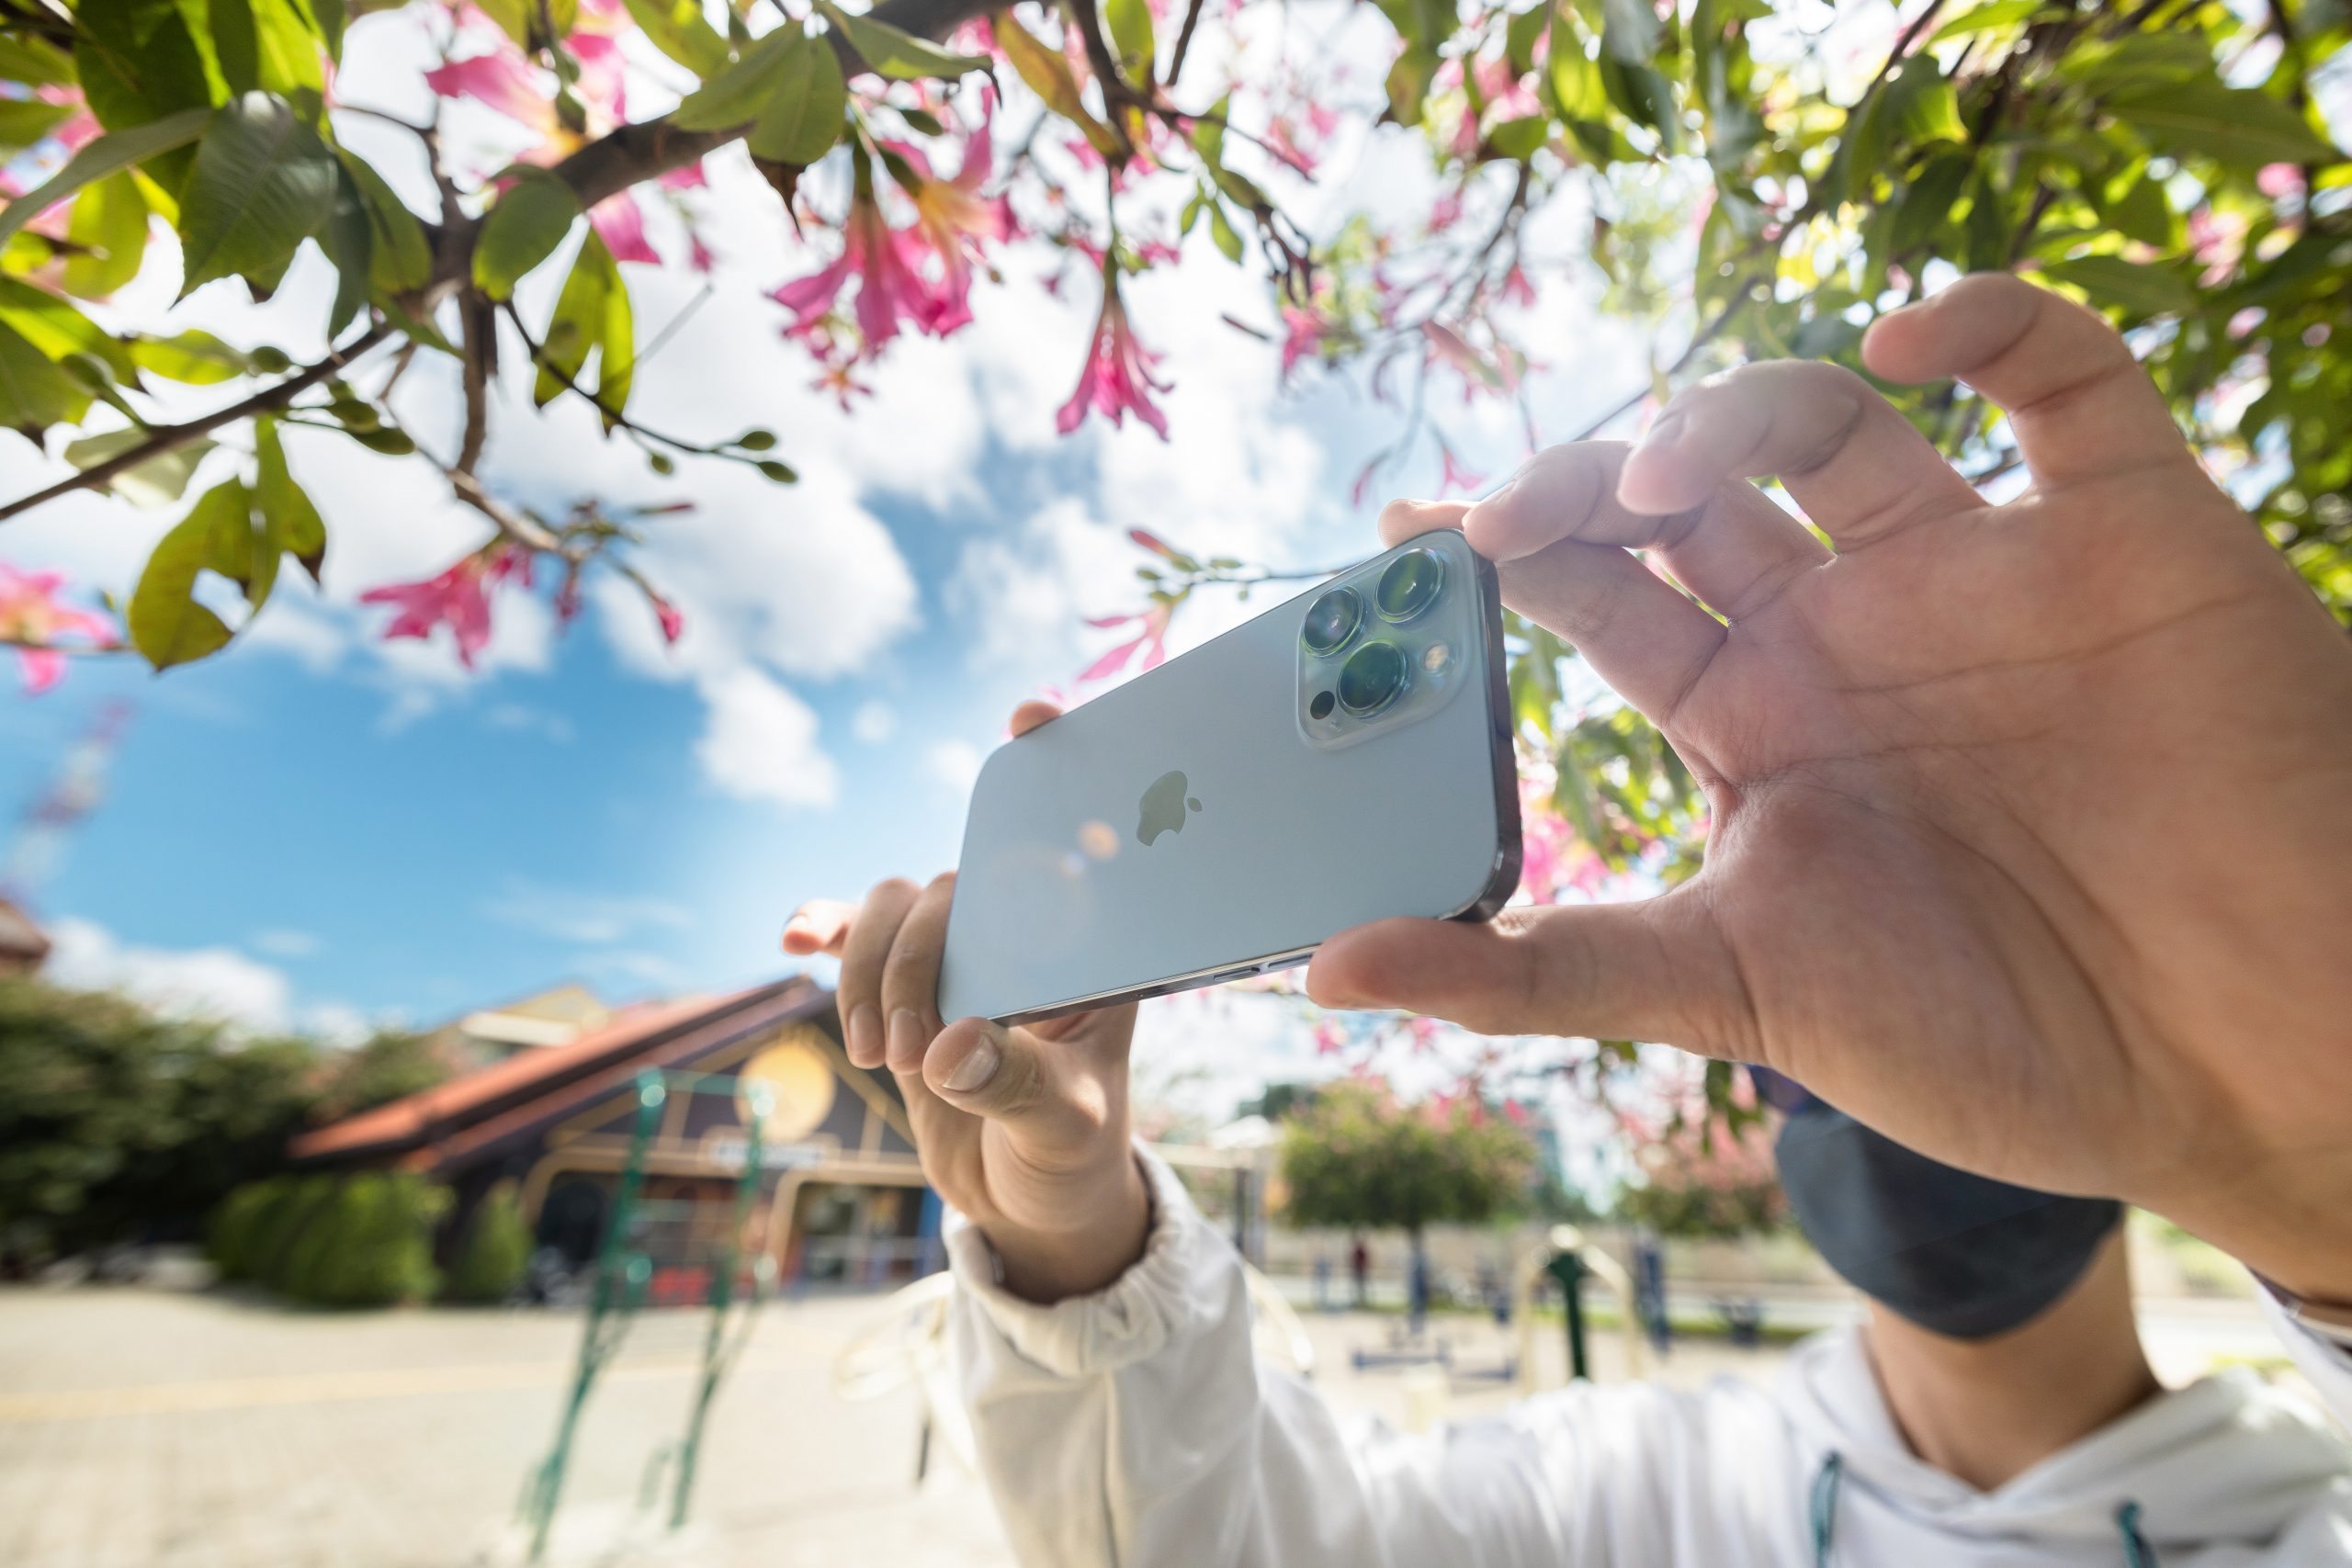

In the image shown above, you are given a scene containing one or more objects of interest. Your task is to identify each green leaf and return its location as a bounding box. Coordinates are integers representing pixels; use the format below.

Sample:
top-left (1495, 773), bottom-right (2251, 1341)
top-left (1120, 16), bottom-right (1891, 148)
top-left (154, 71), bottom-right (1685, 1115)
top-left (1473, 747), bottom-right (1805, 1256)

top-left (209, 0), bottom-right (327, 101)
top-left (131, 328), bottom-right (249, 383)
top-left (471, 169), bottom-right (582, 299)
top-left (622, 0), bottom-right (729, 75)
top-left (0, 108), bottom-right (211, 250)
top-left (296, 0), bottom-right (347, 62)
top-left (533, 231), bottom-right (632, 424)
top-left (74, 0), bottom-right (219, 171)
top-left (673, 21), bottom-right (808, 129)
top-left (1928, 0), bottom-right (2048, 43)
top-left (1882, 57), bottom-right (1964, 146)
top-left (1104, 0), bottom-right (1154, 83)
top-left (191, 476), bottom-right (280, 611)
top-left (0, 35), bottom-right (77, 89)
top-left (473, 0), bottom-right (532, 48)
top-left (2090, 166), bottom-right (2175, 250)
top-left (745, 32), bottom-right (847, 164)
top-left (0, 99), bottom-right (74, 156)
top-left (321, 165), bottom-right (371, 338)
top-left (1487, 115), bottom-right (1549, 159)
top-left (1206, 199), bottom-right (1242, 262)
top-left (2108, 82), bottom-right (2337, 169)
top-left (63, 428), bottom-right (218, 507)
top-left (0, 322), bottom-right (90, 434)
top-left (0, 276), bottom-right (139, 382)
top-left (997, 14), bottom-right (1118, 155)
top-left (817, 1), bottom-right (989, 80)
top-left (1889, 149), bottom-right (1970, 254)
top-left (128, 486), bottom-right (240, 669)
top-left (1545, 12), bottom-right (1607, 122)
top-left (175, 93), bottom-right (338, 299)
top-left (254, 416), bottom-right (326, 583)
top-left (61, 174), bottom-right (153, 300)
top-left (1598, 0), bottom-right (1661, 64)
top-left (334, 150), bottom-right (431, 293)
top-left (2037, 254), bottom-right (2196, 317)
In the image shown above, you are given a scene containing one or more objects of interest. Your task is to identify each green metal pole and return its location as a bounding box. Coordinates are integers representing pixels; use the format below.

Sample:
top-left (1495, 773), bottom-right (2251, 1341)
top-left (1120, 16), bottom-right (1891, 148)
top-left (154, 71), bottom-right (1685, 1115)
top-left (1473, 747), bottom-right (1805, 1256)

top-left (670, 1090), bottom-right (769, 1529)
top-left (524, 1073), bottom-right (664, 1562)
top-left (1545, 1251), bottom-right (1590, 1382)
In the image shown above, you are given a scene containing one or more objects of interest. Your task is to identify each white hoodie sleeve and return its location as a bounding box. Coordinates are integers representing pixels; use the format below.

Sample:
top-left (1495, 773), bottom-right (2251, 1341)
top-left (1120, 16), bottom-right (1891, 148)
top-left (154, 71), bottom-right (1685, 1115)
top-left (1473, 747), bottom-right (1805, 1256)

top-left (945, 1144), bottom-right (1792, 1568)
top-left (2257, 1284), bottom-right (2352, 1433)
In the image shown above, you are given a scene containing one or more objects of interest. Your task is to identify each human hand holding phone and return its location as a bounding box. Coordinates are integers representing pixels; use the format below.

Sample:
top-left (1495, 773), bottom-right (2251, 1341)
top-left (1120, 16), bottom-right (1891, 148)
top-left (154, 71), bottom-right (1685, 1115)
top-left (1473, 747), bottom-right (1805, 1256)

top-left (783, 699), bottom-right (1148, 1304)
top-left (1307, 273), bottom-right (2352, 1307)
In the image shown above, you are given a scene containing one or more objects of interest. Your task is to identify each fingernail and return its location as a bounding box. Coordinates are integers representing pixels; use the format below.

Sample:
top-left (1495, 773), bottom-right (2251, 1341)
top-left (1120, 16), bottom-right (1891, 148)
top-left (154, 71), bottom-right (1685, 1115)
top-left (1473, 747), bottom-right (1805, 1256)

top-left (943, 1028), bottom-right (1002, 1093)
top-left (847, 1003), bottom-right (882, 1066)
top-left (886, 1008), bottom-right (922, 1068)
top-left (1635, 408), bottom-right (1688, 451)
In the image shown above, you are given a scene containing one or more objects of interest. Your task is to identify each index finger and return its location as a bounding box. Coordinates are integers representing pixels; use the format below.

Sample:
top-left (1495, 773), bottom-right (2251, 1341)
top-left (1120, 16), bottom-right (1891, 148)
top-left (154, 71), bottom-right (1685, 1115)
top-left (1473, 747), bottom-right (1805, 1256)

top-left (783, 898), bottom-right (856, 957)
top-left (1861, 273), bottom-right (2198, 490)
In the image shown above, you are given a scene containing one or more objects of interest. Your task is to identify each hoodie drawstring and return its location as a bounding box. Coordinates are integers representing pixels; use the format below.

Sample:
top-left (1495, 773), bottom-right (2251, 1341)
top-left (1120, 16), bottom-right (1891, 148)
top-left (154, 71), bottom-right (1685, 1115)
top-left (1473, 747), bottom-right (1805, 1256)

top-left (1814, 1458), bottom-right (2157, 1567)
top-left (1809, 1452), bottom-right (1844, 1566)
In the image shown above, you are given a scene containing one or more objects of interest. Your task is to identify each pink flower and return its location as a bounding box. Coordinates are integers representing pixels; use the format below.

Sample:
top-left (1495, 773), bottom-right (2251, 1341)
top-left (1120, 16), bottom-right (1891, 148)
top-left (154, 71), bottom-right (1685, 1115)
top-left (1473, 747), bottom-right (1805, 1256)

top-left (0, 566), bottom-right (116, 694)
top-left (662, 162), bottom-right (710, 191)
top-left (650, 593), bottom-right (684, 643)
top-left (424, 49), bottom-right (554, 136)
top-left (1057, 271), bottom-right (1171, 439)
top-left (1077, 604), bottom-right (1170, 681)
top-left (1437, 444), bottom-right (1484, 497)
top-left (589, 192), bottom-right (662, 265)
top-left (2256, 163), bottom-right (2301, 198)
top-left (883, 112), bottom-right (1011, 334)
top-left (689, 232), bottom-right (718, 273)
top-left (1501, 265), bottom-right (1536, 308)
top-left (771, 187), bottom-right (951, 354)
top-left (1429, 188), bottom-right (1464, 232)
top-left (1314, 1020), bottom-right (1347, 1055)
top-left (1279, 304), bottom-right (1328, 375)
top-left (358, 545), bottom-right (530, 669)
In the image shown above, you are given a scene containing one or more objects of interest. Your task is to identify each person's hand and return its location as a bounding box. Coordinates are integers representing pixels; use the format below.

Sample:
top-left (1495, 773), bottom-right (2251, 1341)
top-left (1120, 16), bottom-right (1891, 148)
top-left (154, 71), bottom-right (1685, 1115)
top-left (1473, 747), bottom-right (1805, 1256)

top-left (1310, 274), bottom-right (2352, 1304)
top-left (783, 701), bottom-right (1148, 1303)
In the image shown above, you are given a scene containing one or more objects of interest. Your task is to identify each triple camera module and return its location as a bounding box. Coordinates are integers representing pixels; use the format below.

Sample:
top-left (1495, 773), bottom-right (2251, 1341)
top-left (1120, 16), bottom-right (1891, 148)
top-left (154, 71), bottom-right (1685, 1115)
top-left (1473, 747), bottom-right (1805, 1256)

top-left (1297, 541), bottom-right (1470, 749)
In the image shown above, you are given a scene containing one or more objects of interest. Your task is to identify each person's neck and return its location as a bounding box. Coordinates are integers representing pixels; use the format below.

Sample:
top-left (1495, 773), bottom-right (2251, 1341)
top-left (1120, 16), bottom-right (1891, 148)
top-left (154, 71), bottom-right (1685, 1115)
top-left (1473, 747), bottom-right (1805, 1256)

top-left (1861, 1236), bottom-right (2162, 1492)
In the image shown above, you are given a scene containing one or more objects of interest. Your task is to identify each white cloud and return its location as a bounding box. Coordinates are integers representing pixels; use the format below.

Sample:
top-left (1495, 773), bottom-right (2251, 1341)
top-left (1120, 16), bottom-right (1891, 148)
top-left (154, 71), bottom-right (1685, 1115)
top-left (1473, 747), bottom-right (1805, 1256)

top-left (924, 739), bottom-right (985, 794)
top-left (944, 497), bottom-right (1134, 671)
top-left (44, 917), bottom-right (295, 1033)
top-left (252, 928), bottom-right (322, 959)
top-left (692, 666), bottom-right (840, 810)
top-left (482, 881), bottom-right (694, 945)
top-left (851, 699), bottom-right (897, 744)
top-left (483, 702), bottom-right (577, 744)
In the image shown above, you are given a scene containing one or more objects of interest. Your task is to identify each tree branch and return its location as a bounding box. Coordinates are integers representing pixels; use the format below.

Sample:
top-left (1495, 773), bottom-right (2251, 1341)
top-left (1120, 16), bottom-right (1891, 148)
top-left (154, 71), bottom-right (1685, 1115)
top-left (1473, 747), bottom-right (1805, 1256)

top-left (422, 0), bottom-right (1004, 295)
top-left (1166, 0), bottom-right (1207, 86)
top-left (0, 321), bottom-right (395, 524)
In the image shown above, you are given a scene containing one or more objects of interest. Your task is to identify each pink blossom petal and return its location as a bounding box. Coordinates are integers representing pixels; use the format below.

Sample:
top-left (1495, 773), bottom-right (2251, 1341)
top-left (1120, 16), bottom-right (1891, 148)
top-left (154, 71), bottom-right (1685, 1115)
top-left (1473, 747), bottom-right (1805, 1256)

top-left (589, 193), bottom-right (662, 265)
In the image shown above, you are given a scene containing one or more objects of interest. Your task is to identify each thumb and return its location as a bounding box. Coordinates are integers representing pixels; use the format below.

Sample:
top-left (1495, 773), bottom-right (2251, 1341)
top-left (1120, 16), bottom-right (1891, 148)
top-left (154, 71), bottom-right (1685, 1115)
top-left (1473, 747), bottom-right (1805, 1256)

top-left (919, 1017), bottom-right (1117, 1159)
top-left (1306, 897), bottom-right (1749, 1053)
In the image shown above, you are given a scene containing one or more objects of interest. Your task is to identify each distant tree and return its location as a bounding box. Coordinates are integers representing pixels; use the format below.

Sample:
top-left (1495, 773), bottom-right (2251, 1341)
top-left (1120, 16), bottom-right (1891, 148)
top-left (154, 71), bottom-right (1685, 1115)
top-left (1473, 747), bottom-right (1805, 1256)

top-left (1280, 1079), bottom-right (1535, 1266)
top-left (310, 1029), bottom-right (457, 1123)
top-left (1244, 1081), bottom-right (1318, 1122)
top-left (0, 976), bottom-right (317, 1262)
top-left (1611, 1068), bottom-right (1787, 1241)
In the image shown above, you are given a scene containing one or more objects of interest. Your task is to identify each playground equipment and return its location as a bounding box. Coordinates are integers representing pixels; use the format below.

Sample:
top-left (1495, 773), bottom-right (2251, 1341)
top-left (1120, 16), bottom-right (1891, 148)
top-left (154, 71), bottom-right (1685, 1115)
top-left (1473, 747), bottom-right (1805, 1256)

top-left (1512, 1224), bottom-right (1649, 1393)
top-left (517, 1070), bottom-right (776, 1562)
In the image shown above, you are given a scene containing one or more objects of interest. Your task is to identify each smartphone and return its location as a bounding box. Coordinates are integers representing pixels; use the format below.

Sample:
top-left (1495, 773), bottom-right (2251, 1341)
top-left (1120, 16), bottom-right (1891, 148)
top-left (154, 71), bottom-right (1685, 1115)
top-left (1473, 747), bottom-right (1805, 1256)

top-left (937, 527), bottom-right (1521, 1024)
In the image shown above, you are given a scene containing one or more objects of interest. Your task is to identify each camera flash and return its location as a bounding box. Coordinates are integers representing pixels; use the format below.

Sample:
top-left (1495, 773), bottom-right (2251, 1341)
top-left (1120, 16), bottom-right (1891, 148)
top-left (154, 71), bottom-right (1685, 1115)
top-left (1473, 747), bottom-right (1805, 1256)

top-left (1422, 641), bottom-right (1453, 673)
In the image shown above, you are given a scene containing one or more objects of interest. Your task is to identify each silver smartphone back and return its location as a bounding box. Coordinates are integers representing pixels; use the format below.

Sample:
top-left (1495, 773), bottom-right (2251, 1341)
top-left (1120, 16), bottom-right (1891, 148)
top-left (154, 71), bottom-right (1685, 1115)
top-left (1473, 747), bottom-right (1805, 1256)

top-left (938, 528), bottom-right (1521, 1024)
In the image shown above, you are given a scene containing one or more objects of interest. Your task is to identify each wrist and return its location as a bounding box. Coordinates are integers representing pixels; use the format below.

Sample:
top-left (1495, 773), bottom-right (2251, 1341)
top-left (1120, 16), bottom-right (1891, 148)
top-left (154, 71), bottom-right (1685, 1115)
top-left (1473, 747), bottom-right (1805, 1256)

top-left (984, 1147), bottom-right (1152, 1303)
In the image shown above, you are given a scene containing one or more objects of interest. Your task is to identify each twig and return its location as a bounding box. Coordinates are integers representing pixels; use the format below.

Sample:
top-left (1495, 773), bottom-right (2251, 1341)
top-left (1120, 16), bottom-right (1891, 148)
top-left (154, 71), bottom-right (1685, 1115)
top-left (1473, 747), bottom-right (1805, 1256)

top-left (1166, 0), bottom-right (1207, 86)
top-left (0, 321), bottom-right (395, 523)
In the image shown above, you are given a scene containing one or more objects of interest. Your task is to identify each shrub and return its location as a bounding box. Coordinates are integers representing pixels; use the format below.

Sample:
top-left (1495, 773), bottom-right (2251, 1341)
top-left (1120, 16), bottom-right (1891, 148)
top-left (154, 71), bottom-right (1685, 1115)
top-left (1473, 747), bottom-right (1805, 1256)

top-left (302, 1175), bottom-right (447, 1308)
top-left (443, 1183), bottom-right (531, 1305)
top-left (207, 1178), bottom-right (286, 1282)
top-left (261, 1175), bottom-right (345, 1298)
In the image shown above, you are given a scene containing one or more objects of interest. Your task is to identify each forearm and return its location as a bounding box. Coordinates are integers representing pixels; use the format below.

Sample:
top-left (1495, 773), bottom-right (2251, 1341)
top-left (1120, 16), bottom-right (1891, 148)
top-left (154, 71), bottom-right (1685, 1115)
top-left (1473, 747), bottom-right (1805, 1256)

top-left (947, 1147), bottom-right (1623, 1568)
top-left (980, 1144), bottom-right (1152, 1303)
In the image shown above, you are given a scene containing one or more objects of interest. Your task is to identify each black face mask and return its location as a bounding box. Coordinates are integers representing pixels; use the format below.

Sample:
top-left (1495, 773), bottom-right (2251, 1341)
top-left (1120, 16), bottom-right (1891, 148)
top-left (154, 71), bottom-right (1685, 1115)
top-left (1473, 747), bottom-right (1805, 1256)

top-left (1755, 1070), bottom-right (2122, 1340)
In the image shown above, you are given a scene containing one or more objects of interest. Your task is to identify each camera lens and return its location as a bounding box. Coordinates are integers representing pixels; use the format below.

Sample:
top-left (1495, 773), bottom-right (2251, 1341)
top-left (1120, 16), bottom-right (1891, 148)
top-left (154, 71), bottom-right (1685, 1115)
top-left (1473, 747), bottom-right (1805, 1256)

top-left (1301, 586), bottom-right (1362, 657)
top-left (1337, 640), bottom-right (1408, 716)
top-left (1375, 548), bottom-right (1444, 623)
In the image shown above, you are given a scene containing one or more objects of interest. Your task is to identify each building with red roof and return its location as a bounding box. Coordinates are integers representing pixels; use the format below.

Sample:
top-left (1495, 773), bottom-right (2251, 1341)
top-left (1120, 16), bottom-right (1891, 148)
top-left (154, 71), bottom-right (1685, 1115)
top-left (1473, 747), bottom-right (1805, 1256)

top-left (290, 977), bottom-right (938, 1291)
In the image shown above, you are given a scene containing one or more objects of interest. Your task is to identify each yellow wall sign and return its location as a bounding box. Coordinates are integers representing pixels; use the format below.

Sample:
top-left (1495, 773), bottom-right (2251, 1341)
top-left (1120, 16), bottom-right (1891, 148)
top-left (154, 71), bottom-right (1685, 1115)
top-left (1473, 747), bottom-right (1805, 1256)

top-left (737, 1031), bottom-right (837, 1140)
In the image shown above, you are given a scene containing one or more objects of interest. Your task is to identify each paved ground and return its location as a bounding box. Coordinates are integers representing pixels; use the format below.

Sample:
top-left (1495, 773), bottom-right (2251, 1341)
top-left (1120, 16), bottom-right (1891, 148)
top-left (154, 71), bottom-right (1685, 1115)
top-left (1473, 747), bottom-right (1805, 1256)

top-left (0, 1278), bottom-right (2313, 1568)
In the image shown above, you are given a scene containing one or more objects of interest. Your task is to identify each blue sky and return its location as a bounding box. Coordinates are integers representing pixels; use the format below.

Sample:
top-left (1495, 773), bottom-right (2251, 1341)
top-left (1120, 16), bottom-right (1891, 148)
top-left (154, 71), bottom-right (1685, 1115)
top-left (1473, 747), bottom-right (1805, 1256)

top-left (0, 0), bottom-right (1684, 1089)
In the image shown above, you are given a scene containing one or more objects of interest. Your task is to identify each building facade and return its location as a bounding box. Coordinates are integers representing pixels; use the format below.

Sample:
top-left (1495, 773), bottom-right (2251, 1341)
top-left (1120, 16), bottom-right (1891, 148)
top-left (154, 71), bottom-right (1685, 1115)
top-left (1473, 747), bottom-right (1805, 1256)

top-left (289, 978), bottom-right (941, 1291)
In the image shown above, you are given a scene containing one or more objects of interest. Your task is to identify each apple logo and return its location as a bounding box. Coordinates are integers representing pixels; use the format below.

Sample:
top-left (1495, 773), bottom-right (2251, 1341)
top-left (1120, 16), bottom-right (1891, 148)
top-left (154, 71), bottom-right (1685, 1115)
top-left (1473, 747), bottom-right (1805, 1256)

top-left (1136, 769), bottom-right (1204, 846)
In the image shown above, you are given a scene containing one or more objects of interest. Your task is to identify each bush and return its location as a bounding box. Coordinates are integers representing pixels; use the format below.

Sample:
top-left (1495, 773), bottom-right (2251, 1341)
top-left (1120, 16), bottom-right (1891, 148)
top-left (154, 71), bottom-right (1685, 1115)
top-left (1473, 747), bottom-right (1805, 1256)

top-left (303, 1175), bottom-right (447, 1308)
top-left (443, 1183), bottom-right (531, 1305)
top-left (208, 1172), bottom-right (449, 1307)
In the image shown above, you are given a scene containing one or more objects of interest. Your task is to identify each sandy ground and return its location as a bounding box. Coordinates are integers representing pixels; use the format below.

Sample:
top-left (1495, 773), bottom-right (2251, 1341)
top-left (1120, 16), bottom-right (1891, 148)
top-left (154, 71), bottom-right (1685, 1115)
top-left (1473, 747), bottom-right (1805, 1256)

top-left (0, 1276), bottom-right (2312, 1568)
